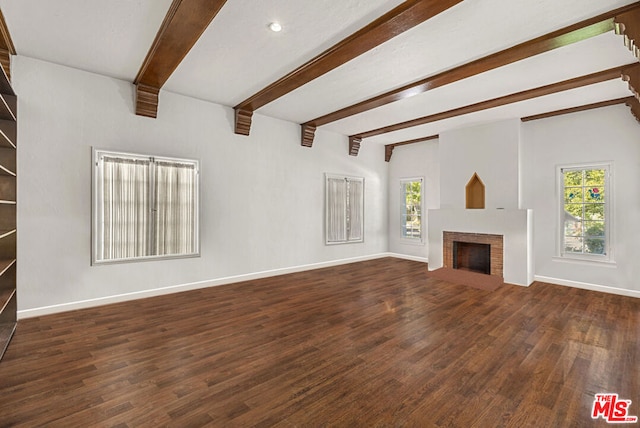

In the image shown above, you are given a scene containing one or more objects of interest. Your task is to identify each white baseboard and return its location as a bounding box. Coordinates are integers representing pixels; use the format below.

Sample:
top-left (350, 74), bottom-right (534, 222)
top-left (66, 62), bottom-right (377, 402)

top-left (388, 253), bottom-right (428, 263)
top-left (17, 253), bottom-right (393, 319)
top-left (534, 275), bottom-right (640, 299)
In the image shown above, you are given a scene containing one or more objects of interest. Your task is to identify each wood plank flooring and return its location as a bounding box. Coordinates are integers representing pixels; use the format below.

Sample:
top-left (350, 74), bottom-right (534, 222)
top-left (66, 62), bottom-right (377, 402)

top-left (0, 258), bottom-right (638, 427)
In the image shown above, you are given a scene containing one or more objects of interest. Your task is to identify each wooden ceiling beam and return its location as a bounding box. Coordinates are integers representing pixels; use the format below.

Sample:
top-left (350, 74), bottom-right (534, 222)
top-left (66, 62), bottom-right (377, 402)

top-left (0, 8), bottom-right (16, 81)
top-left (350, 64), bottom-right (639, 141)
top-left (303, 2), bottom-right (640, 141)
top-left (384, 134), bottom-right (438, 162)
top-left (521, 97), bottom-right (633, 122)
top-left (134, 0), bottom-right (227, 118)
top-left (233, 0), bottom-right (464, 136)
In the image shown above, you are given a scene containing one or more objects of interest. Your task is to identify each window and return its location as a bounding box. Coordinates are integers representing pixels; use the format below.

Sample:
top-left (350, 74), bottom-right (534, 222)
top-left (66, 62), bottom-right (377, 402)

top-left (401, 178), bottom-right (423, 242)
top-left (325, 174), bottom-right (364, 244)
top-left (559, 164), bottom-right (611, 260)
top-left (92, 149), bottom-right (199, 264)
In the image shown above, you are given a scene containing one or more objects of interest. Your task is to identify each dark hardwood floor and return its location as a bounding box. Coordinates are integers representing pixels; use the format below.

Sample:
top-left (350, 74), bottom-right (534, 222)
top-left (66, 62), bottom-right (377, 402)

top-left (0, 258), bottom-right (638, 427)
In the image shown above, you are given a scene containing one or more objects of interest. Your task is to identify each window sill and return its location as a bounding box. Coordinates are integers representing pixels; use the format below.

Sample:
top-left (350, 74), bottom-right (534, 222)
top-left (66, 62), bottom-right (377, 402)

top-left (552, 256), bottom-right (617, 268)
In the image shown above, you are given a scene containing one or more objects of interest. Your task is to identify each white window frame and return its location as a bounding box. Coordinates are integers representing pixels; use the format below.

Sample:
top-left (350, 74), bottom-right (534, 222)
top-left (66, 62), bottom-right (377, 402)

top-left (92, 148), bottom-right (200, 265)
top-left (325, 174), bottom-right (364, 245)
top-left (557, 162), bottom-right (612, 263)
top-left (400, 177), bottom-right (424, 244)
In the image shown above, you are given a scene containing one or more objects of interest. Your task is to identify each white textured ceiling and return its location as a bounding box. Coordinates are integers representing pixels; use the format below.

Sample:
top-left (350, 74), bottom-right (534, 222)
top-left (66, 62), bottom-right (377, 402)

top-left (1, 0), bottom-right (638, 146)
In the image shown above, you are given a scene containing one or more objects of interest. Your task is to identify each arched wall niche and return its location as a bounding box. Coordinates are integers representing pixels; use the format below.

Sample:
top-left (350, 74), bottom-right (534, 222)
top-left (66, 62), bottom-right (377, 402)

top-left (465, 173), bottom-right (485, 209)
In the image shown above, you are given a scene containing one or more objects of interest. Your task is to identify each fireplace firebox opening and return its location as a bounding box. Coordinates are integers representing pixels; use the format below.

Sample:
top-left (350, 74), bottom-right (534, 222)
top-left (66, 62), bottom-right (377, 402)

top-left (453, 242), bottom-right (491, 275)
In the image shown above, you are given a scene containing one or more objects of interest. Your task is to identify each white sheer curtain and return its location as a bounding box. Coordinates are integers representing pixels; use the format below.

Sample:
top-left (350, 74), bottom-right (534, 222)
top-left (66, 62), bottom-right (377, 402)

top-left (326, 175), bottom-right (364, 244)
top-left (95, 151), bottom-right (199, 263)
top-left (327, 177), bottom-right (347, 243)
top-left (101, 156), bottom-right (151, 260)
top-left (154, 161), bottom-right (197, 256)
top-left (347, 179), bottom-right (363, 241)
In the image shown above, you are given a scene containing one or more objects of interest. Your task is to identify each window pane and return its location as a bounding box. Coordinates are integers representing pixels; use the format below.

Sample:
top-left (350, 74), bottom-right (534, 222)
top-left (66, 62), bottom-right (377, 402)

top-left (564, 203), bottom-right (582, 219)
top-left (564, 219), bottom-right (582, 237)
top-left (564, 187), bottom-right (582, 203)
top-left (584, 203), bottom-right (604, 220)
top-left (585, 238), bottom-right (605, 254)
top-left (585, 169), bottom-right (605, 186)
top-left (154, 161), bottom-right (198, 256)
top-left (348, 179), bottom-right (364, 241)
top-left (327, 178), bottom-right (347, 242)
top-left (564, 237), bottom-right (583, 253)
top-left (401, 180), bottom-right (422, 240)
top-left (584, 221), bottom-right (605, 237)
top-left (564, 170), bottom-right (583, 186)
top-left (585, 187), bottom-right (604, 203)
top-left (101, 157), bottom-right (151, 261)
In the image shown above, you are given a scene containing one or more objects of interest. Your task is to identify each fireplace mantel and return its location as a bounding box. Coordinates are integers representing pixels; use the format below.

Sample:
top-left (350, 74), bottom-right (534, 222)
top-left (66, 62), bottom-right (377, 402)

top-left (428, 208), bottom-right (533, 286)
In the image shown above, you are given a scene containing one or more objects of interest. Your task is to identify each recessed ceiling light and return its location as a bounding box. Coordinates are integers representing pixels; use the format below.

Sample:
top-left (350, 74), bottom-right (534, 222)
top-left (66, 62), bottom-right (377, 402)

top-left (269, 22), bottom-right (282, 32)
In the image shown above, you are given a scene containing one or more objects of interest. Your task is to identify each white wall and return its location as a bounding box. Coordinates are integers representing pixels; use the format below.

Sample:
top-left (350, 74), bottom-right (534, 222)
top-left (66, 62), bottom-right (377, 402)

top-left (14, 56), bottom-right (389, 313)
top-left (387, 141), bottom-right (439, 260)
top-left (440, 119), bottom-right (521, 210)
top-left (521, 105), bottom-right (640, 294)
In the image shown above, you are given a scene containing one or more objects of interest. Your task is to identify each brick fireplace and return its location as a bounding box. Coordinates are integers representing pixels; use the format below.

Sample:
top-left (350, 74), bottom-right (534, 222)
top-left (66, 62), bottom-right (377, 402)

top-left (443, 231), bottom-right (504, 277)
top-left (426, 119), bottom-right (533, 286)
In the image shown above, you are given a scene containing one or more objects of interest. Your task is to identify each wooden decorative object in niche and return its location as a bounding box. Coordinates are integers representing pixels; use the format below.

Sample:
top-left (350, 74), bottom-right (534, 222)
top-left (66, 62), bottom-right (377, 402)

top-left (466, 173), bottom-right (485, 209)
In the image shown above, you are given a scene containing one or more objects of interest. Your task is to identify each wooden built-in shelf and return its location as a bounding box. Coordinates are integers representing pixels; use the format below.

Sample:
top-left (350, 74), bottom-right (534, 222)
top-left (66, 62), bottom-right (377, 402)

top-left (0, 228), bottom-right (15, 240)
top-left (0, 120), bottom-right (16, 149)
top-left (0, 65), bottom-right (14, 96)
top-left (0, 175), bottom-right (15, 202)
top-left (0, 320), bottom-right (16, 360)
top-left (0, 287), bottom-right (14, 312)
top-left (0, 93), bottom-right (16, 121)
top-left (0, 287), bottom-right (15, 322)
top-left (0, 258), bottom-right (15, 276)
top-left (0, 166), bottom-right (15, 176)
top-left (0, 320), bottom-right (16, 356)
top-left (0, 46), bottom-right (16, 362)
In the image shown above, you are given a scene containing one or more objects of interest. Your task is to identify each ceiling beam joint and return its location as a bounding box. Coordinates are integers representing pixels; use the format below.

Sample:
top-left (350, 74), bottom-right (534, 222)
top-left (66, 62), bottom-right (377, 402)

top-left (622, 65), bottom-right (640, 100)
top-left (234, 108), bottom-right (253, 136)
top-left (384, 145), bottom-right (394, 162)
top-left (135, 84), bottom-right (160, 118)
top-left (615, 7), bottom-right (640, 60)
top-left (625, 96), bottom-right (640, 122)
top-left (301, 124), bottom-right (316, 147)
top-left (349, 136), bottom-right (362, 157)
top-left (133, 0), bottom-right (228, 118)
